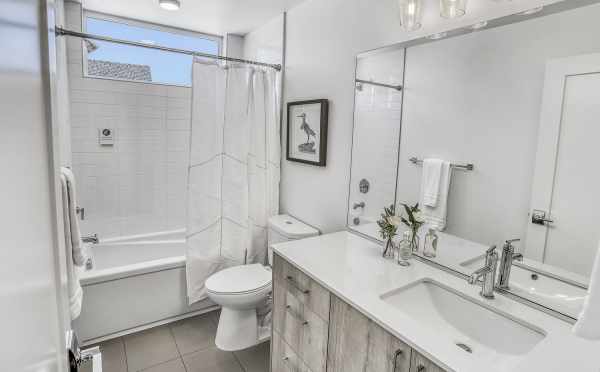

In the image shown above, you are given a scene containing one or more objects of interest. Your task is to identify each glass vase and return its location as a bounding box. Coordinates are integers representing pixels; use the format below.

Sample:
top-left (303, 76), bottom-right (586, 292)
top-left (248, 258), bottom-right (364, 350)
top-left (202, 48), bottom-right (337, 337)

top-left (408, 229), bottom-right (420, 253)
top-left (383, 237), bottom-right (395, 259)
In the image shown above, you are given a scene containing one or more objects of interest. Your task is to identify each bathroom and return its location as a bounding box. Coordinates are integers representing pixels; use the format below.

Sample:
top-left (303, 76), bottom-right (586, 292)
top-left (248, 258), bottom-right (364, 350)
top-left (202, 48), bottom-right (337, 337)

top-left (3, 0), bottom-right (600, 371)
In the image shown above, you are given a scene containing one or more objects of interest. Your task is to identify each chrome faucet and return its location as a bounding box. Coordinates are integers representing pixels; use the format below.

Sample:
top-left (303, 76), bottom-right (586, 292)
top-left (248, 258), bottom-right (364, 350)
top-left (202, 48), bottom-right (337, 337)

top-left (467, 245), bottom-right (498, 299)
top-left (82, 233), bottom-right (99, 244)
top-left (497, 238), bottom-right (523, 290)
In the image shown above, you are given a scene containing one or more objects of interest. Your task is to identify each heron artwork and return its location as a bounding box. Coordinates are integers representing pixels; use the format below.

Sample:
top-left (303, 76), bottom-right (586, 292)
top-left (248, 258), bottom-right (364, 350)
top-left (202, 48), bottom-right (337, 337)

top-left (297, 113), bottom-right (317, 154)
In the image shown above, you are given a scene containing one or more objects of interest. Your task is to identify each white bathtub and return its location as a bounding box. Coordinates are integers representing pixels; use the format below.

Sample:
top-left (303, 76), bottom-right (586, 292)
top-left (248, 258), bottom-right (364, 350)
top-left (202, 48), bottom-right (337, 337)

top-left (73, 230), bottom-right (216, 345)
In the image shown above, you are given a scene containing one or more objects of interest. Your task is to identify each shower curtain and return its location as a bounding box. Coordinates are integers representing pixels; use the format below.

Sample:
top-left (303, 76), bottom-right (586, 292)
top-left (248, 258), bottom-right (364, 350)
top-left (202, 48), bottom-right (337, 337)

top-left (185, 59), bottom-right (281, 304)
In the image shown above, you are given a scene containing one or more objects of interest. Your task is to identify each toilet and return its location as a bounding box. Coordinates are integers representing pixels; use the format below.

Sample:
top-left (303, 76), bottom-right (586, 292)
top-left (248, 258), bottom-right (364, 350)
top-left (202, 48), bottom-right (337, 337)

top-left (205, 214), bottom-right (319, 351)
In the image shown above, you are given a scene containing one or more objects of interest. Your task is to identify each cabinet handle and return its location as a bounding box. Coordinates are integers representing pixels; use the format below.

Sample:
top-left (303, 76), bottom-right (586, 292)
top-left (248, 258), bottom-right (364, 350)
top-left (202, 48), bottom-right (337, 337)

top-left (286, 275), bottom-right (310, 294)
top-left (417, 365), bottom-right (426, 372)
top-left (392, 349), bottom-right (403, 372)
top-left (286, 305), bottom-right (309, 325)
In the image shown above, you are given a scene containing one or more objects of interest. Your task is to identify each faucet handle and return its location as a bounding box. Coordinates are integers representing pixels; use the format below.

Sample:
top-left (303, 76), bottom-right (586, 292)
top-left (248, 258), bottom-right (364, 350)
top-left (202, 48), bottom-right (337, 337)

top-left (505, 238), bottom-right (520, 245)
top-left (485, 245), bottom-right (497, 255)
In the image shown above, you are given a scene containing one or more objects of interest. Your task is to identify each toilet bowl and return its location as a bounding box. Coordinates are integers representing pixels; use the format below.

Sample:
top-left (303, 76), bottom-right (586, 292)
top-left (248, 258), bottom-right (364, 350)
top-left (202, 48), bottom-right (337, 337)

top-left (205, 214), bottom-right (319, 351)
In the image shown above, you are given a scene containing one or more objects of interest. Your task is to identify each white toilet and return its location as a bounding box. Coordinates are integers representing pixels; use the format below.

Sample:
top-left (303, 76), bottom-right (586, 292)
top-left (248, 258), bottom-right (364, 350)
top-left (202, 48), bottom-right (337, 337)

top-left (205, 214), bottom-right (319, 351)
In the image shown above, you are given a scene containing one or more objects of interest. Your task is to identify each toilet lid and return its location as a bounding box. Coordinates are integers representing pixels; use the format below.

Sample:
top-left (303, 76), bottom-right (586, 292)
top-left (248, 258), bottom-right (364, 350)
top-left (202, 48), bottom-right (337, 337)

top-left (205, 264), bottom-right (272, 294)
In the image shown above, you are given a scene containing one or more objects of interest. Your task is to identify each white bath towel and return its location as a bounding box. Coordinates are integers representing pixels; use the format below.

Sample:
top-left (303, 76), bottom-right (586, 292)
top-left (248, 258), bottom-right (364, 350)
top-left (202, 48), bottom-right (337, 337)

top-left (573, 243), bottom-right (600, 340)
top-left (420, 161), bottom-right (452, 231)
top-left (422, 158), bottom-right (444, 207)
top-left (60, 173), bottom-right (83, 320)
top-left (60, 167), bottom-right (85, 266)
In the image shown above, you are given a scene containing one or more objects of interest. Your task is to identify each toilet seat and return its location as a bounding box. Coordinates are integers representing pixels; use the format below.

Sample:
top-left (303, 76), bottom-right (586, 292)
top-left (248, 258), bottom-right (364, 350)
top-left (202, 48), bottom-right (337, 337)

top-left (206, 263), bottom-right (272, 295)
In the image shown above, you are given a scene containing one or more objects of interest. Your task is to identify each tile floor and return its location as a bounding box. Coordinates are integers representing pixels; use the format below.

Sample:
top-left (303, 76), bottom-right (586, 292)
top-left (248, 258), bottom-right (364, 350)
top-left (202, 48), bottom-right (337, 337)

top-left (83, 310), bottom-right (270, 372)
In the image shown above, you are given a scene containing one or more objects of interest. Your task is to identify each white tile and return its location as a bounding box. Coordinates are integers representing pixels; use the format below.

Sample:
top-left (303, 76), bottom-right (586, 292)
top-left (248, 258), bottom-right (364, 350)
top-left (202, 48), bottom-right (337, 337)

top-left (167, 86), bottom-right (192, 99)
top-left (168, 131), bottom-right (190, 152)
top-left (167, 119), bottom-right (190, 131)
top-left (167, 106), bottom-right (192, 120)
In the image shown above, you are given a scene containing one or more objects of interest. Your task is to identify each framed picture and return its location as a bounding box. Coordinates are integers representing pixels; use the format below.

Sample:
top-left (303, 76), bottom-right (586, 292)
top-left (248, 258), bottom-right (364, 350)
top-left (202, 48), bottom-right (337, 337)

top-left (286, 99), bottom-right (329, 166)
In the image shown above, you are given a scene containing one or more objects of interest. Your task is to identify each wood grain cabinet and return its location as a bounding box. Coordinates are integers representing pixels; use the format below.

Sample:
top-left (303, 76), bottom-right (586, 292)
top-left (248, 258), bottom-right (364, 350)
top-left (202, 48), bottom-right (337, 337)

top-left (410, 352), bottom-right (446, 372)
top-left (271, 253), bottom-right (447, 372)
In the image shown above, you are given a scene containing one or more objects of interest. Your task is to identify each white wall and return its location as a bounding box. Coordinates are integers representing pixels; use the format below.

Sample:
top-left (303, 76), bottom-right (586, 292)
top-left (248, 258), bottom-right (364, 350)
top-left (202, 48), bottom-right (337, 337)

top-left (396, 4), bottom-right (600, 248)
top-left (65, 1), bottom-right (192, 239)
top-left (281, 0), bottom-right (569, 233)
top-left (243, 14), bottom-right (284, 65)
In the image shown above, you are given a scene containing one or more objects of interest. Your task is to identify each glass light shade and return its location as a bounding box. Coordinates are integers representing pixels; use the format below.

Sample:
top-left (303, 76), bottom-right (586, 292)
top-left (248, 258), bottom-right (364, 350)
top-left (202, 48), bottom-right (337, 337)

top-left (440, 0), bottom-right (467, 19)
top-left (398, 0), bottom-right (423, 31)
top-left (159, 0), bottom-right (181, 11)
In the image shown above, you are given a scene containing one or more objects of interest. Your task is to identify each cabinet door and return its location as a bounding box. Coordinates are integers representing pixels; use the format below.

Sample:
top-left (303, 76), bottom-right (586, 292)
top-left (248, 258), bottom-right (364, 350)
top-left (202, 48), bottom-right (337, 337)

top-left (327, 295), bottom-right (411, 372)
top-left (410, 351), bottom-right (446, 372)
top-left (272, 330), bottom-right (312, 372)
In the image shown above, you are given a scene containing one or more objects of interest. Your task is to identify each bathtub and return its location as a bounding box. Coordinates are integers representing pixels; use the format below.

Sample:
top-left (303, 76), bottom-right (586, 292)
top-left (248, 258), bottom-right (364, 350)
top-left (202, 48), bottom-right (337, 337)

top-left (73, 229), bottom-right (216, 345)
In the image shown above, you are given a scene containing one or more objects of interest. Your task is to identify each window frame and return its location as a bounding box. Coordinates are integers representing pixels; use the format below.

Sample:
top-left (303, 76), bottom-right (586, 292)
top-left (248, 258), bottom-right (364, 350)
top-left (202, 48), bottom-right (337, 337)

top-left (81, 10), bottom-right (223, 87)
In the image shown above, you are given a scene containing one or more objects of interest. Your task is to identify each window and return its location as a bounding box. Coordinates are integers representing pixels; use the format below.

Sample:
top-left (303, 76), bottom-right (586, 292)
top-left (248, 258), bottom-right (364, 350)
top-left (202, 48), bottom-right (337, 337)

top-left (84, 14), bottom-right (221, 86)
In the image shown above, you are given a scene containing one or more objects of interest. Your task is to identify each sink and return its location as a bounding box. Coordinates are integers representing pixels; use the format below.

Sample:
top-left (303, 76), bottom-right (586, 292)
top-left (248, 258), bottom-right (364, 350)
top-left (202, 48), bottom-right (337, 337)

top-left (380, 279), bottom-right (545, 360)
top-left (461, 257), bottom-right (586, 318)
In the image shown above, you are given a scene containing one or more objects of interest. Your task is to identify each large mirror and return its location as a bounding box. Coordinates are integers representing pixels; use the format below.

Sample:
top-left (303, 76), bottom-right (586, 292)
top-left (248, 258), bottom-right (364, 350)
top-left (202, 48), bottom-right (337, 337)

top-left (347, 0), bottom-right (600, 320)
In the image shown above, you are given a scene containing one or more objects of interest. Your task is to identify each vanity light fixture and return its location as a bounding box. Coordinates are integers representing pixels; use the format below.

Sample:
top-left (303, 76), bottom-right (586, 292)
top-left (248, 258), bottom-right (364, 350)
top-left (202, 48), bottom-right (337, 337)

top-left (398, 0), bottom-right (423, 31)
top-left (520, 6), bottom-right (543, 15)
top-left (440, 0), bottom-right (467, 19)
top-left (470, 21), bottom-right (488, 30)
top-left (159, 0), bottom-right (181, 11)
top-left (427, 31), bottom-right (448, 40)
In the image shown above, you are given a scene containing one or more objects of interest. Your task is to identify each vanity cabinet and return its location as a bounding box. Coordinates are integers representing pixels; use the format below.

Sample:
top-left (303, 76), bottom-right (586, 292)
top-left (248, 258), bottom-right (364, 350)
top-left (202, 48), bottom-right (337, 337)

top-left (272, 254), bottom-right (330, 372)
top-left (272, 253), bottom-right (446, 372)
top-left (327, 295), bottom-right (411, 372)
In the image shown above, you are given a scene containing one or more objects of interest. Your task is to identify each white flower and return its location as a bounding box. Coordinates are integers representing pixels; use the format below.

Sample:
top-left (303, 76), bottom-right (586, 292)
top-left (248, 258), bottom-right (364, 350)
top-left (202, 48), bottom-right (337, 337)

top-left (388, 216), bottom-right (402, 227)
top-left (413, 211), bottom-right (425, 223)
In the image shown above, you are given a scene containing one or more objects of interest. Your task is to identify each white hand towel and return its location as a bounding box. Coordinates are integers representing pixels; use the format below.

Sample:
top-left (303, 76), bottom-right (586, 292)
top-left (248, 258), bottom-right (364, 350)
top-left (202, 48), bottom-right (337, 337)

top-left (60, 174), bottom-right (83, 320)
top-left (422, 158), bottom-right (444, 207)
top-left (60, 167), bottom-right (85, 266)
top-left (573, 243), bottom-right (600, 340)
top-left (420, 161), bottom-right (452, 231)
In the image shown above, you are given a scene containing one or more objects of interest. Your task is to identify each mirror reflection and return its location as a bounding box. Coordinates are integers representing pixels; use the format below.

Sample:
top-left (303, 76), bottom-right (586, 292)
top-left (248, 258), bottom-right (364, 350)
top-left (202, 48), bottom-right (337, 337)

top-left (348, 1), bottom-right (600, 319)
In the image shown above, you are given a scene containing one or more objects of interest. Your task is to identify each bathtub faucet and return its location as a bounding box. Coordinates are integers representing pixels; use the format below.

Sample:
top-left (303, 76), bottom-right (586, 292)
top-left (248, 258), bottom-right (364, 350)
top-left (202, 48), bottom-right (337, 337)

top-left (82, 233), bottom-right (99, 244)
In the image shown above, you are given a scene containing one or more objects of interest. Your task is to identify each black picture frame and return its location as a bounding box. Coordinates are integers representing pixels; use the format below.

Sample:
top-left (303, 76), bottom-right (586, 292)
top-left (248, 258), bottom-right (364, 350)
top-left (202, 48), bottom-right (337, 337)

top-left (286, 99), bottom-right (329, 167)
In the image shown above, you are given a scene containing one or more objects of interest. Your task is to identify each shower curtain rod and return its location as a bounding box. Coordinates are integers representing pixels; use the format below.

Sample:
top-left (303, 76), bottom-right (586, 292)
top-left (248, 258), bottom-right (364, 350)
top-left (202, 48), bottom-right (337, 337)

top-left (55, 27), bottom-right (282, 71)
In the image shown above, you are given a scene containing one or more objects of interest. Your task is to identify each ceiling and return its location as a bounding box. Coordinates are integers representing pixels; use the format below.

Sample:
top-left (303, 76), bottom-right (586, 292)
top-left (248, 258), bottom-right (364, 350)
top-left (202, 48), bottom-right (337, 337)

top-left (82, 0), bottom-right (307, 36)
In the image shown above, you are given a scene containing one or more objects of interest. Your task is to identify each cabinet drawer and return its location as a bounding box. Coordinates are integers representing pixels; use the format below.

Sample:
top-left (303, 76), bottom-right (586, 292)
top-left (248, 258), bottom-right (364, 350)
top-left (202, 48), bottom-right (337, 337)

top-left (273, 253), bottom-right (330, 321)
top-left (410, 351), bottom-right (446, 372)
top-left (273, 280), bottom-right (328, 372)
top-left (272, 330), bottom-right (313, 372)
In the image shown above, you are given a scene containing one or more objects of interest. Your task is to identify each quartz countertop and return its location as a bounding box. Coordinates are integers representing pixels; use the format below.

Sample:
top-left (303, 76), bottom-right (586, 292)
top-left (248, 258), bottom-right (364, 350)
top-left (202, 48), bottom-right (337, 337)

top-left (272, 231), bottom-right (599, 372)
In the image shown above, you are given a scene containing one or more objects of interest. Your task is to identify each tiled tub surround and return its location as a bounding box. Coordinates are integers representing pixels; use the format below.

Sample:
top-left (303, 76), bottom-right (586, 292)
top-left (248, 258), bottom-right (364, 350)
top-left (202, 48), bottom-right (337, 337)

top-left (65, 1), bottom-right (192, 239)
top-left (272, 232), bottom-right (600, 372)
top-left (82, 311), bottom-right (270, 372)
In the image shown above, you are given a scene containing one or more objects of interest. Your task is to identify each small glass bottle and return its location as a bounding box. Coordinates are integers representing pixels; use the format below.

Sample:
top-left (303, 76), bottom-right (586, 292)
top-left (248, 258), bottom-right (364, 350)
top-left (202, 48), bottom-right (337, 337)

top-left (397, 230), bottom-right (413, 266)
top-left (423, 228), bottom-right (438, 258)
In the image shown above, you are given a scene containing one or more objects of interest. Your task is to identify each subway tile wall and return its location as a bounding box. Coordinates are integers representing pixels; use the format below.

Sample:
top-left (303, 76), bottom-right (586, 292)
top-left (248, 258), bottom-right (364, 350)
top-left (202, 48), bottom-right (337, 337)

top-left (65, 2), bottom-right (191, 239)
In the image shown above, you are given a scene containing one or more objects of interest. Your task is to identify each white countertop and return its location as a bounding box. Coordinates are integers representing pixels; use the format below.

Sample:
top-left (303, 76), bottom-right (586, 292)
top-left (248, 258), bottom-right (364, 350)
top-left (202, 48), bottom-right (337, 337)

top-left (272, 231), bottom-right (600, 372)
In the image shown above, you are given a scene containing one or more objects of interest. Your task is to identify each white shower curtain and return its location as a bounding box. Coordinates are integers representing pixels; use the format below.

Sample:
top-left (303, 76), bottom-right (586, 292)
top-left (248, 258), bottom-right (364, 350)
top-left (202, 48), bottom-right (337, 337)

top-left (185, 59), bottom-right (281, 304)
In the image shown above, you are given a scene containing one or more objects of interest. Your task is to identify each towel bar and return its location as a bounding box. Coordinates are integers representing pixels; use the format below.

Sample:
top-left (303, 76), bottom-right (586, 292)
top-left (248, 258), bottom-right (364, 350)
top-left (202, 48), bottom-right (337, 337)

top-left (409, 157), bottom-right (474, 171)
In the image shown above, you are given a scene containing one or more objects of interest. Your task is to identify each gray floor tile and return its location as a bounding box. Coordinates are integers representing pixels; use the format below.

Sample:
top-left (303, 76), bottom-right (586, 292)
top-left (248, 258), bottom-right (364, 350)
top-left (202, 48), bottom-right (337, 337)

top-left (123, 326), bottom-right (179, 372)
top-left (140, 358), bottom-right (186, 372)
top-left (234, 341), bottom-right (270, 372)
top-left (99, 338), bottom-right (127, 372)
top-left (183, 347), bottom-right (244, 372)
top-left (170, 313), bottom-right (217, 355)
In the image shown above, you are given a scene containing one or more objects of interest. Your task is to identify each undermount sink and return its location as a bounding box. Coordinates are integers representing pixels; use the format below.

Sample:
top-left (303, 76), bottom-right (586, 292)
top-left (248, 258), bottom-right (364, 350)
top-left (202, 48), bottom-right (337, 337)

top-left (380, 279), bottom-right (545, 361)
top-left (461, 256), bottom-right (586, 318)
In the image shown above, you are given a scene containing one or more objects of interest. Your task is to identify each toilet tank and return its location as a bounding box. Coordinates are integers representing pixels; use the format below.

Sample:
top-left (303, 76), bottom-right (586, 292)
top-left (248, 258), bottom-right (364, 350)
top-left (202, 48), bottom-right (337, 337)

top-left (267, 214), bottom-right (319, 265)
